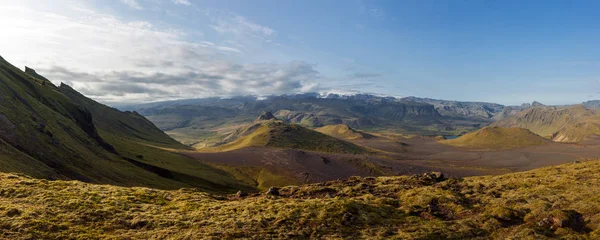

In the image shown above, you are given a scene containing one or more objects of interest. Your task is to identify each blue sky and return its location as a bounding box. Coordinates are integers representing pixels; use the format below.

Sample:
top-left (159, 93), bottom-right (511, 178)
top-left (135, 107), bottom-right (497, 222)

top-left (0, 0), bottom-right (599, 105)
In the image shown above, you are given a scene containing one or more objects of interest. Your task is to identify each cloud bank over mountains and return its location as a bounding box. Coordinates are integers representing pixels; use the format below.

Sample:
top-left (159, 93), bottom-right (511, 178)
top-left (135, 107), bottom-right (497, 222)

top-left (0, 2), bottom-right (320, 103)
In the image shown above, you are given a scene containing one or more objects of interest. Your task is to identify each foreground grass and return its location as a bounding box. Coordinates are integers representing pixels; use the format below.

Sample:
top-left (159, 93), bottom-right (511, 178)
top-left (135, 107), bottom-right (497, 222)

top-left (2, 160), bottom-right (600, 239)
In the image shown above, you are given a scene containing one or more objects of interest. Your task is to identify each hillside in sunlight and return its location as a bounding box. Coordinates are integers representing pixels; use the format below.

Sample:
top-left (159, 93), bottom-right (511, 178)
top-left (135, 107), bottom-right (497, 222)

top-left (1, 160), bottom-right (599, 239)
top-left (201, 112), bottom-right (369, 154)
top-left (0, 55), bottom-right (252, 192)
top-left (315, 124), bottom-right (376, 140)
top-left (441, 126), bottom-right (549, 149)
top-left (492, 105), bottom-right (600, 143)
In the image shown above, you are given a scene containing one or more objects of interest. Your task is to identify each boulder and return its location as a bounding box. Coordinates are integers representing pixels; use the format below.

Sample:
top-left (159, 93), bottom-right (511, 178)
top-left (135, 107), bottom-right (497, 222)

top-left (266, 187), bottom-right (280, 196)
top-left (236, 191), bottom-right (248, 198)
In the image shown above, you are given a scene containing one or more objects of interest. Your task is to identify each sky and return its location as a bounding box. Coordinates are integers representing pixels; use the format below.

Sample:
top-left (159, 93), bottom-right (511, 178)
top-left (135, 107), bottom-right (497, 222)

top-left (0, 0), bottom-right (599, 105)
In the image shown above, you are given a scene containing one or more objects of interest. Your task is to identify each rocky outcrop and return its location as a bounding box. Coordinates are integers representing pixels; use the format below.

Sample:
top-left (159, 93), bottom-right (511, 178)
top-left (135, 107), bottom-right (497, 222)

top-left (256, 111), bottom-right (277, 121)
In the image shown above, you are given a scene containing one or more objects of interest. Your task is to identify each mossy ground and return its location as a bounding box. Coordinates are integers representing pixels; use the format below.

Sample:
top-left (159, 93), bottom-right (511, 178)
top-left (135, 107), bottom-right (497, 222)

top-left (1, 160), bottom-right (600, 239)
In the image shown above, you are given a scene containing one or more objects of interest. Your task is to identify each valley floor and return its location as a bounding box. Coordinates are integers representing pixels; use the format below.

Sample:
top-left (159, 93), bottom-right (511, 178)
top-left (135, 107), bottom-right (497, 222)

top-left (182, 134), bottom-right (600, 190)
top-left (1, 160), bottom-right (599, 239)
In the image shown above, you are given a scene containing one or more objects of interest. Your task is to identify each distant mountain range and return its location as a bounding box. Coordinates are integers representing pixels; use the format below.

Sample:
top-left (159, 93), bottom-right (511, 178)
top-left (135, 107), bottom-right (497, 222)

top-left (124, 92), bottom-right (600, 148)
top-left (124, 94), bottom-right (480, 148)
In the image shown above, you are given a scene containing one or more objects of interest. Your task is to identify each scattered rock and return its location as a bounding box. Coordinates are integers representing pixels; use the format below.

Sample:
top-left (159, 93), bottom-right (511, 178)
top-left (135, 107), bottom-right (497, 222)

top-left (431, 172), bottom-right (444, 180)
top-left (342, 212), bottom-right (356, 225)
top-left (236, 191), bottom-right (248, 198)
top-left (130, 219), bottom-right (148, 229)
top-left (412, 172), bottom-right (446, 183)
top-left (539, 210), bottom-right (585, 231)
top-left (489, 207), bottom-right (523, 226)
top-left (5, 208), bottom-right (21, 217)
top-left (266, 187), bottom-right (280, 196)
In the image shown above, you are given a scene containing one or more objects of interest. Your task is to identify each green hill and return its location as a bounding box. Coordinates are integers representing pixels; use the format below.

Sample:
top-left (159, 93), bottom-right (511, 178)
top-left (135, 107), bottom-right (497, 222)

top-left (1, 159), bottom-right (599, 239)
top-left (203, 113), bottom-right (369, 154)
top-left (0, 55), bottom-right (251, 192)
top-left (492, 105), bottom-right (600, 143)
top-left (315, 124), bottom-right (376, 140)
top-left (441, 126), bottom-right (549, 149)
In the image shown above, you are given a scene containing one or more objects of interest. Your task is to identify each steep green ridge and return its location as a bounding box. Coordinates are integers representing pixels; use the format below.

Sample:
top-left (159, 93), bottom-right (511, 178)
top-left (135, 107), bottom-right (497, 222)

top-left (58, 84), bottom-right (186, 149)
top-left (493, 105), bottom-right (600, 143)
top-left (204, 117), bottom-right (369, 154)
top-left (1, 160), bottom-right (600, 239)
top-left (0, 55), bottom-right (251, 192)
top-left (442, 126), bottom-right (549, 149)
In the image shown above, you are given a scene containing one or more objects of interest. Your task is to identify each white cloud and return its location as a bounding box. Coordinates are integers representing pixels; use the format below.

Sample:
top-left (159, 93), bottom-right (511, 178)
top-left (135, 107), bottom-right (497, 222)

top-left (120, 0), bottom-right (143, 10)
top-left (207, 11), bottom-right (275, 40)
top-left (172, 0), bottom-right (191, 5)
top-left (0, 5), bottom-right (318, 103)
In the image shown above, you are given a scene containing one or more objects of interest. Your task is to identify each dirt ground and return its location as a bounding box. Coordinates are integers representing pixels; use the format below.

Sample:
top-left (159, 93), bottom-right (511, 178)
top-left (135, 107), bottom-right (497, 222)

top-left (182, 134), bottom-right (600, 186)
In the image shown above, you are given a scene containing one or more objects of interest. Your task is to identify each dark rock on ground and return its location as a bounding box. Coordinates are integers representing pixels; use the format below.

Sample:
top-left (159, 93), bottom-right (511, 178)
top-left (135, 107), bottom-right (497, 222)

top-left (266, 187), bottom-right (280, 196)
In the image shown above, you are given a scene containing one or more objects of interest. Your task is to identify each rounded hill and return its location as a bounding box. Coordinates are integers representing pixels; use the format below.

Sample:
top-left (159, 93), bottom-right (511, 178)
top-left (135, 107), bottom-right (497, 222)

top-left (441, 126), bottom-right (549, 149)
top-left (203, 120), bottom-right (369, 154)
top-left (315, 124), bottom-right (375, 140)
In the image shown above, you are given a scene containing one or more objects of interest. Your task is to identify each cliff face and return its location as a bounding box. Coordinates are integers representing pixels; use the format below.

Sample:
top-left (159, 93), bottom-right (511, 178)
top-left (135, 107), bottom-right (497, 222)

top-left (492, 105), bottom-right (600, 143)
top-left (402, 97), bottom-right (505, 119)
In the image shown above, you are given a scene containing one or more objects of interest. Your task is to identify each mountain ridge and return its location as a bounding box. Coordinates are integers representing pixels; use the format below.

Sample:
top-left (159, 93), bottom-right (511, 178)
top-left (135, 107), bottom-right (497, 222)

top-left (492, 105), bottom-right (600, 143)
top-left (0, 55), bottom-right (252, 192)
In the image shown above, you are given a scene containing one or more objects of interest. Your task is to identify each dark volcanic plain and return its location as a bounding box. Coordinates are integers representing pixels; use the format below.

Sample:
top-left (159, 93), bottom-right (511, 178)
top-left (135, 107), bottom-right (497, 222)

top-left (182, 133), bottom-right (599, 188)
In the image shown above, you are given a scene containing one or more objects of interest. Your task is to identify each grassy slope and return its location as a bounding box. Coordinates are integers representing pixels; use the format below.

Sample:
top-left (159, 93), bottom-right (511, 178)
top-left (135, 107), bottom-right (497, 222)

top-left (202, 120), bottom-right (369, 154)
top-left (493, 105), bottom-right (600, 142)
top-left (315, 124), bottom-right (375, 140)
top-left (441, 126), bottom-right (549, 149)
top-left (1, 160), bottom-right (599, 239)
top-left (0, 55), bottom-right (252, 192)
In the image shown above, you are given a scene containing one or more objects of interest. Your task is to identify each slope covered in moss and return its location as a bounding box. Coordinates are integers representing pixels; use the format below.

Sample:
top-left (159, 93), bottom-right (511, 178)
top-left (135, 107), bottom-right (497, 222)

top-left (0, 160), bottom-right (599, 239)
top-left (0, 55), bottom-right (251, 192)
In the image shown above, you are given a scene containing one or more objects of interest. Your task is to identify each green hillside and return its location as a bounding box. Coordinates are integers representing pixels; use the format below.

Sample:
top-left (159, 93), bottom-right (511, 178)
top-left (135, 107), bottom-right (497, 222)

top-left (1, 159), bottom-right (599, 239)
top-left (0, 55), bottom-right (252, 192)
top-left (442, 126), bottom-right (549, 149)
top-left (203, 117), bottom-right (369, 154)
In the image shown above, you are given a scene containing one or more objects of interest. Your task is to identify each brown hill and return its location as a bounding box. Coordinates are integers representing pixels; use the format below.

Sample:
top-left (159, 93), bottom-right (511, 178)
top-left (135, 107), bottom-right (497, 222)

top-left (202, 119), bottom-right (369, 154)
top-left (315, 124), bottom-right (376, 140)
top-left (492, 105), bottom-right (600, 143)
top-left (441, 126), bottom-right (549, 149)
